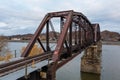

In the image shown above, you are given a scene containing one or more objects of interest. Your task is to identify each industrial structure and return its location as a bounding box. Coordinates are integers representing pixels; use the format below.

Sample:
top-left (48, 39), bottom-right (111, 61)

top-left (0, 10), bottom-right (101, 80)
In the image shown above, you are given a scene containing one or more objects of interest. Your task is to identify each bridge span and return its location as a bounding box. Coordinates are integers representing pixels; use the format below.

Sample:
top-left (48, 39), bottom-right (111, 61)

top-left (0, 10), bottom-right (101, 80)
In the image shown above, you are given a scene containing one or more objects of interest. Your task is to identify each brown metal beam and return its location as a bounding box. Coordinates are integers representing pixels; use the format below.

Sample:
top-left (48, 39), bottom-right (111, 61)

top-left (60, 17), bottom-right (64, 32)
top-left (37, 38), bottom-right (46, 52)
top-left (78, 26), bottom-right (81, 46)
top-left (69, 22), bottom-right (72, 56)
top-left (48, 10), bottom-right (73, 17)
top-left (52, 11), bottom-right (73, 62)
top-left (21, 14), bottom-right (49, 57)
top-left (74, 24), bottom-right (77, 45)
top-left (46, 20), bottom-right (51, 51)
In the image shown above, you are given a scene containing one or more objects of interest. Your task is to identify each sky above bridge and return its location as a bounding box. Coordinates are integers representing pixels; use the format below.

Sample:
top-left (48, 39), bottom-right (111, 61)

top-left (0, 0), bottom-right (120, 35)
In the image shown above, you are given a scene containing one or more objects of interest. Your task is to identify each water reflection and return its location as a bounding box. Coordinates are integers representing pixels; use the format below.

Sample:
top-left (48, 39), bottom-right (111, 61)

top-left (7, 43), bottom-right (120, 80)
top-left (81, 72), bottom-right (100, 80)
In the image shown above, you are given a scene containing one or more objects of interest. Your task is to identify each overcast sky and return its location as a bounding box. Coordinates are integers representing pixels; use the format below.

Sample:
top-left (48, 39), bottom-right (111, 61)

top-left (0, 0), bottom-right (120, 35)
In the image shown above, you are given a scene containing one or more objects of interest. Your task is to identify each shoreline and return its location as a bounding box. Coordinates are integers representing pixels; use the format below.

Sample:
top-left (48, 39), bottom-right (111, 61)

top-left (8, 40), bottom-right (120, 45)
top-left (102, 41), bottom-right (120, 45)
top-left (7, 40), bottom-right (57, 43)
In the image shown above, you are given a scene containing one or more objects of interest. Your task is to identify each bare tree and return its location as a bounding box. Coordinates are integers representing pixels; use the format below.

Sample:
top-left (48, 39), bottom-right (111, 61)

top-left (0, 36), bottom-right (8, 56)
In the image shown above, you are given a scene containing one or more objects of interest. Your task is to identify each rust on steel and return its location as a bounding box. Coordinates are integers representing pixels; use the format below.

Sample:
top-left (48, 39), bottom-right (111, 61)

top-left (52, 11), bottom-right (73, 61)
top-left (21, 10), bottom-right (73, 57)
top-left (0, 10), bottom-right (101, 80)
top-left (0, 52), bottom-right (53, 76)
top-left (21, 14), bottom-right (49, 57)
top-left (21, 10), bottom-right (100, 61)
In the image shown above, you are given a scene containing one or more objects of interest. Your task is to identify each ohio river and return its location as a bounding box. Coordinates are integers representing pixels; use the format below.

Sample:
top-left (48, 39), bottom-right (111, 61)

top-left (8, 42), bottom-right (120, 80)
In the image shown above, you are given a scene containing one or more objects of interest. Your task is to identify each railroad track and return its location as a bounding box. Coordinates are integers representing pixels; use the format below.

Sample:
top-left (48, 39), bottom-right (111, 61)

top-left (0, 45), bottom-right (82, 77)
top-left (0, 52), bottom-right (53, 77)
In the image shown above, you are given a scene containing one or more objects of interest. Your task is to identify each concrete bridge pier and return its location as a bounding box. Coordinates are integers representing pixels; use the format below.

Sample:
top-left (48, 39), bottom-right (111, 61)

top-left (81, 41), bottom-right (102, 74)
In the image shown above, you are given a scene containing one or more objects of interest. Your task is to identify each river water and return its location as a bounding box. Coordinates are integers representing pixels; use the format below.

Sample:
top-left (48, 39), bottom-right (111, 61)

top-left (7, 42), bottom-right (120, 80)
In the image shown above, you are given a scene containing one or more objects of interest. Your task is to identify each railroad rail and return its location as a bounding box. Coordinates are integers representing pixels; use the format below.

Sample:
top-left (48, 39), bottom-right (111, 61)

top-left (0, 52), bottom-right (52, 76)
top-left (0, 45), bottom-right (83, 77)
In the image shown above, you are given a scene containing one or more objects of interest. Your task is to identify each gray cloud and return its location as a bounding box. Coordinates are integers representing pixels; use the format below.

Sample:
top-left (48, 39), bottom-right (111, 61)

top-left (0, 0), bottom-right (120, 35)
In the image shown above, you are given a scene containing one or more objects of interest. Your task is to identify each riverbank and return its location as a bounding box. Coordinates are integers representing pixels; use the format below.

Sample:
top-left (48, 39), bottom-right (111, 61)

top-left (8, 40), bottom-right (57, 43)
top-left (8, 40), bottom-right (120, 45)
top-left (8, 40), bottom-right (30, 42)
top-left (102, 41), bottom-right (120, 45)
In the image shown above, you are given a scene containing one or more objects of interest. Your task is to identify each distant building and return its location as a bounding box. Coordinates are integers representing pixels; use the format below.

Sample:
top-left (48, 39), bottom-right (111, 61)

top-left (11, 38), bottom-right (21, 40)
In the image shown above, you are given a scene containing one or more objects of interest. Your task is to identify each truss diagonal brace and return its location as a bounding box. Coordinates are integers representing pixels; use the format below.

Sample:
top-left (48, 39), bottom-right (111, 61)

top-left (52, 11), bottom-right (73, 62)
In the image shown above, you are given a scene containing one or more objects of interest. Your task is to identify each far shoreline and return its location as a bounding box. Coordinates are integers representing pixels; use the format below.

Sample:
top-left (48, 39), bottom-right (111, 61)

top-left (7, 40), bottom-right (57, 43)
top-left (102, 41), bottom-right (120, 45)
top-left (8, 40), bottom-right (120, 45)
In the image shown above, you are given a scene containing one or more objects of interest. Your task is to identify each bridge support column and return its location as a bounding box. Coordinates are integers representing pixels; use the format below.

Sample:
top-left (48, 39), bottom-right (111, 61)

top-left (40, 63), bottom-right (56, 80)
top-left (81, 41), bottom-right (102, 74)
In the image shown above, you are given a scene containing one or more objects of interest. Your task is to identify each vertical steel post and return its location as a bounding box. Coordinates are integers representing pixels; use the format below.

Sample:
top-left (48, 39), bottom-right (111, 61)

top-left (25, 64), bottom-right (28, 79)
top-left (14, 50), bottom-right (16, 58)
top-left (81, 28), bottom-right (83, 47)
top-left (46, 20), bottom-right (50, 51)
top-left (78, 26), bottom-right (81, 47)
top-left (84, 21), bottom-right (87, 46)
top-left (64, 40), bottom-right (69, 51)
top-left (74, 24), bottom-right (77, 45)
top-left (84, 30), bottom-right (87, 46)
top-left (69, 22), bottom-right (72, 56)
top-left (60, 17), bottom-right (64, 32)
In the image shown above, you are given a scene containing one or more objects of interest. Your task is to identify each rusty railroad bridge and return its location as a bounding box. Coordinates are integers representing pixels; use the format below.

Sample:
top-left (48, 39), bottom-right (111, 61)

top-left (0, 10), bottom-right (102, 80)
